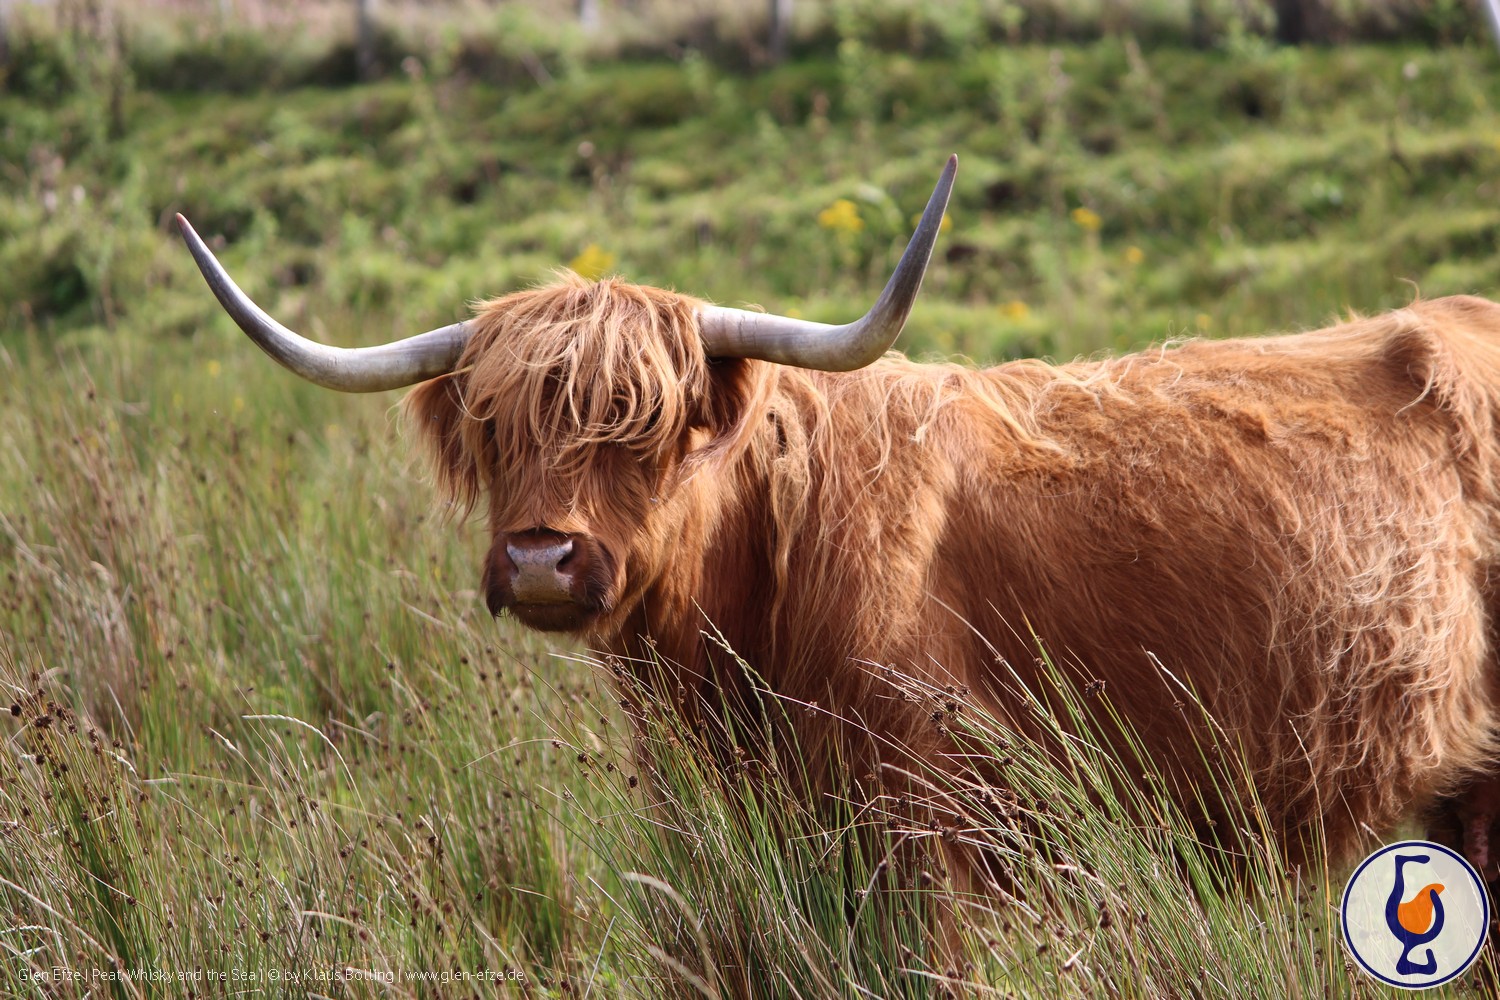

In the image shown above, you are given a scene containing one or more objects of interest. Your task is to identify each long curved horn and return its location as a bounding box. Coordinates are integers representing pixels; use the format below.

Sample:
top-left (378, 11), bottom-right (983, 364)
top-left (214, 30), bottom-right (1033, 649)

top-left (175, 214), bottom-right (471, 393)
top-left (697, 154), bottom-right (956, 371)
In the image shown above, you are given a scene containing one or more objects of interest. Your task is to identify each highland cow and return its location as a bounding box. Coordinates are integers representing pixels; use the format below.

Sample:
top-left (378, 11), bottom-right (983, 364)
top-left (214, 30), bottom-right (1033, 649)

top-left (178, 156), bottom-right (1500, 883)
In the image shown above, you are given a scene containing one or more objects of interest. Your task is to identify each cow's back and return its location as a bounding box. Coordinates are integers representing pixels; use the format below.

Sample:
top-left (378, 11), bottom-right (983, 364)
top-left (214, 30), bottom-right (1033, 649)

top-left (913, 297), bottom-right (1500, 863)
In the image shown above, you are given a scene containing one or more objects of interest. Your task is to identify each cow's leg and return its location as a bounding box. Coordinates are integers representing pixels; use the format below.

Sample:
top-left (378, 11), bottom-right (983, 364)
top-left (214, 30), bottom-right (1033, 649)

top-left (1459, 773), bottom-right (1500, 880)
top-left (1428, 772), bottom-right (1500, 882)
top-left (1455, 581), bottom-right (1500, 880)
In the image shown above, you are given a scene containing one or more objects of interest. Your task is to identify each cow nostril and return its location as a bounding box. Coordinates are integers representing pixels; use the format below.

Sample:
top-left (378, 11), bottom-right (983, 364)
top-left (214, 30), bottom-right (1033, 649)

top-left (555, 538), bottom-right (577, 569)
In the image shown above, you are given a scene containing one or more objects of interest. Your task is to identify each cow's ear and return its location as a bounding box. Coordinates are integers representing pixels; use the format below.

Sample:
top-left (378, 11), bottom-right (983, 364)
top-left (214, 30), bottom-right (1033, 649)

top-left (404, 372), bottom-right (486, 517)
top-left (683, 358), bottom-right (770, 469)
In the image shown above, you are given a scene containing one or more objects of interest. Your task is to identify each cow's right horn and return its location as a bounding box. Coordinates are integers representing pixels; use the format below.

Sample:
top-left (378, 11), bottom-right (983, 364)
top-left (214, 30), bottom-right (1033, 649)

top-left (175, 214), bottom-right (471, 393)
top-left (697, 154), bottom-right (956, 372)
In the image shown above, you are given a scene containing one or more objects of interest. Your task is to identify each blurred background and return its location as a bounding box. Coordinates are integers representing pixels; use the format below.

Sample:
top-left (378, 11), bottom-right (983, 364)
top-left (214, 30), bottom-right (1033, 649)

top-left (3, 2), bottom-right (1500, 995)
top-left (4, 0), bottom-right (1498, 361)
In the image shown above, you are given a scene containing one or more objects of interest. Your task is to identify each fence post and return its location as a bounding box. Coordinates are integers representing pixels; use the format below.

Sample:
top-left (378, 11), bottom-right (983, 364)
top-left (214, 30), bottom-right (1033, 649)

top-left (768, 0), bottom-right (792, 63)
top-left (1272, 0), bottom-right (1306, 44)
top-left (356, 0), bottom-right (378, 80)
top-left (578, 0), bottom-right (599, 32)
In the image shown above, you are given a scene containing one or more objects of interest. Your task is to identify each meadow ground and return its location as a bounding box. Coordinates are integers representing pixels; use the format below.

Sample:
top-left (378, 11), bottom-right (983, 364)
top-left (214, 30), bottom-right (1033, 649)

top-left (4, 10), bottom-right (1500, 997)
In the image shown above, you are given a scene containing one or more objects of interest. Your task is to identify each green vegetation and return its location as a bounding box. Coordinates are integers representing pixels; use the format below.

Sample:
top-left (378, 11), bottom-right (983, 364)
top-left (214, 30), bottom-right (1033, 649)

top-left (3, 9), bottom-right (1500, 996)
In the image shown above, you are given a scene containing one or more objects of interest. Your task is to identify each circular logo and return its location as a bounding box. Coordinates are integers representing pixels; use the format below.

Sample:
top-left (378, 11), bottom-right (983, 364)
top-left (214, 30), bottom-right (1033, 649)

top-left (1341, 840), bottom-right (1490, 989)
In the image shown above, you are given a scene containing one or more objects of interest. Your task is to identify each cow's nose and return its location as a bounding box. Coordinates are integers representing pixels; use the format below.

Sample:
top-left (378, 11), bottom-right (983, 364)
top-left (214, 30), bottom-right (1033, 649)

top-left (505, 533), bottom-right (576, 603)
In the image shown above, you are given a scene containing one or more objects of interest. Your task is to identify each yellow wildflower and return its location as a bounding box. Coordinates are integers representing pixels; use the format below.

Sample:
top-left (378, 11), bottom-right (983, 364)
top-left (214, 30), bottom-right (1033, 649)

top-left (1071, 206), bottom-right (1102, 232)
top-left (206, 359), bottom-right (222, 379)
top-left (1000, 300), bottom-right (1030, 321)
top-left (569, 244), bottom-right (616, 280)
top-left (1195, 313), bottom-right (1212, 331)
top-left (817, 199), bottom-right (864, 233)
top-left (232, 396), bottom-right (245, 414)
top-left (1124, 245), bottom-right (1144, 265)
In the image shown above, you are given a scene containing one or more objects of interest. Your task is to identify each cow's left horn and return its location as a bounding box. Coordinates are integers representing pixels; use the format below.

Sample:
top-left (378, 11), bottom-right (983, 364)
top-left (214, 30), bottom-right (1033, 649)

top-left (697, 154), bottom-right (956, 371)
top-left (175, 214), bottom-right (471, 392)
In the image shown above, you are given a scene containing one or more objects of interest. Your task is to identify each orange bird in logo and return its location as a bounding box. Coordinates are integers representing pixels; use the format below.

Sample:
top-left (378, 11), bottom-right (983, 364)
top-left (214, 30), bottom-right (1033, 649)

top-left (1397, 881), bottom-right (1445, 934)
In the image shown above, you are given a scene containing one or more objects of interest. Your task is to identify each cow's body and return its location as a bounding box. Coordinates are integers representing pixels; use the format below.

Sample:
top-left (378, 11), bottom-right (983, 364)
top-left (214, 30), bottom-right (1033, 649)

top-left (411, 289), bottom-right (1500, 873)
top-left (182, 169), bottom-right (1500, 873)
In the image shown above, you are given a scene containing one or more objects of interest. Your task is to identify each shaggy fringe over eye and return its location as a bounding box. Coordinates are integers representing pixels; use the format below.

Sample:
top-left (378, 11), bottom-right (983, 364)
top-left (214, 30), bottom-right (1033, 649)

top-left (404, 273), bottom-right (733, 517)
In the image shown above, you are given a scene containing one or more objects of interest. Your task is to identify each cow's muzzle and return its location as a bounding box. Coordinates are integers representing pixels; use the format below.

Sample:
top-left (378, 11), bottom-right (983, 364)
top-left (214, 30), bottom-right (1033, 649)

top-left (483, 530), bottom-right (611, 633)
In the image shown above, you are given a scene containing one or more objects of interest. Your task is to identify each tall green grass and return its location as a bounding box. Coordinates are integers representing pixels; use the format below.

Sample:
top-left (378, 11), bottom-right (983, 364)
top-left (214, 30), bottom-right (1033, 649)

top-left (8, 382), bottom-right (1490, 996)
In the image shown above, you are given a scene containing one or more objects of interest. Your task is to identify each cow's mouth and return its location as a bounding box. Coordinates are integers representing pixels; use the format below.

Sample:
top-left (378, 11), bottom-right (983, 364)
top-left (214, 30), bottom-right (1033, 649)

top-left (509, 600), bottom-right (595, 633)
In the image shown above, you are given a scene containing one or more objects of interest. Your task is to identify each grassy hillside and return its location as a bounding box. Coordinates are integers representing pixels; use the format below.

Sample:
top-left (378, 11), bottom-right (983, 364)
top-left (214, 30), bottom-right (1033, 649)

top-left (3, 30), bottom-right (1500, 997)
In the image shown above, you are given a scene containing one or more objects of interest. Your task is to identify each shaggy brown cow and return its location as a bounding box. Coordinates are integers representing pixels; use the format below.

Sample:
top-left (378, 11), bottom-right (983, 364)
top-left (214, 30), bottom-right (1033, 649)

top-left (177, 156), bottom-right (1500, 883)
